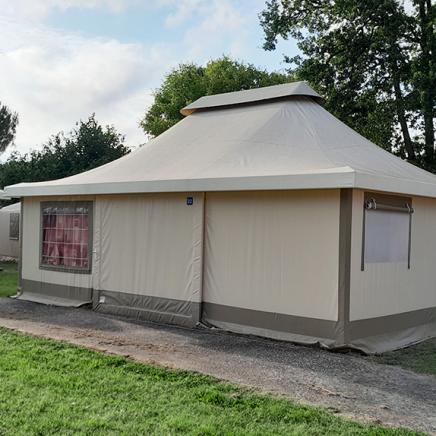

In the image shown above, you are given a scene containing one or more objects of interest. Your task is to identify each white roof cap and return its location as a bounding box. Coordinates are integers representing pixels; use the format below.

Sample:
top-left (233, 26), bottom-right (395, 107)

top-left (0, 202), bottom-right (20, 212)
top-left (180, 81), bottom-right (322, 115)
top-left (0, 190), bottom-right (11, 200)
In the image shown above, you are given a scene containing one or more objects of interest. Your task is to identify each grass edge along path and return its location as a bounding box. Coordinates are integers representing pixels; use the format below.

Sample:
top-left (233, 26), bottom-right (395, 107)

top-left (0, 328), bottom-right (421, 435)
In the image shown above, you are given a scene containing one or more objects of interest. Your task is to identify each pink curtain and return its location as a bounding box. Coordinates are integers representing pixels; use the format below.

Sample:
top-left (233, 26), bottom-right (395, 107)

top-left (42, 212), bottom-right (89, 268)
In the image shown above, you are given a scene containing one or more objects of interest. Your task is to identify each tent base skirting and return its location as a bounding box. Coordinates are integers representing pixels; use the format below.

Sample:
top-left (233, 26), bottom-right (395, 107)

top-left (204, 317), bottom-right (338, 349)
top-left (203, 302), bottom-right (338, 341)
top-left (349, 320), bottom-right (436, 354)
top-left (349, 306), bottom-right (436, 340)
top-left (348, 306), bottom-right (436, 354)
top-left (14, 281), bottom-right (436, 354)
top-left (93, 289), bottom-right (201, 328)
top-left (19, 279), bottom-right (92, 307)
top-left (203, 302), bottom-right (436, 354)
top-left (14, 292), bottom-right (90, 308)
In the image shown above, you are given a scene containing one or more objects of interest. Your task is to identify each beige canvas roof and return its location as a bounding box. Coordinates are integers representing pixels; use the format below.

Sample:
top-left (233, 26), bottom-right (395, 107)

top-left (6, 82), bottom-right (436, 198)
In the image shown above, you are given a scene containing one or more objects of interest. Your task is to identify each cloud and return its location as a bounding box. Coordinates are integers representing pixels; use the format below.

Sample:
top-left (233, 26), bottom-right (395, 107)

top-left (0, 0), bottom-right (289, 159)
top-left (160, 0), bottom-right (280, 66)
top-left (0, 0), bottom-right (136, 21)
top-left (164, 0), bottom-right (204, 28)
top-left (0, 16), bottom-right (174, 157)
top-left (182, 1), bottom-right (247, 61)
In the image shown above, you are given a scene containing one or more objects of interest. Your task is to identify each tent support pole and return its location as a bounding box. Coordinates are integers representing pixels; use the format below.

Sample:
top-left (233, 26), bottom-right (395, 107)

top-left (196, 192), bottom-right (207, 324)
top-left (17, 198), bottom-right (24, 296)
top-left (337, 188), bottom-right (353, 346)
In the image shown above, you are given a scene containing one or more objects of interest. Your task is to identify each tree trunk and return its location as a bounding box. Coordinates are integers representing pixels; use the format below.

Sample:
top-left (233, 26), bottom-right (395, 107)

top-left (392, 76), bottom-right (416, 161)
top-left (417, 0), bottom-right (435, 154)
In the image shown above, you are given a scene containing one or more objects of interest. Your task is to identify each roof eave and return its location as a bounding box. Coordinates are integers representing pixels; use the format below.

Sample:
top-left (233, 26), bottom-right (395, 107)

top-left (5, 170), bottom-right (356, 198)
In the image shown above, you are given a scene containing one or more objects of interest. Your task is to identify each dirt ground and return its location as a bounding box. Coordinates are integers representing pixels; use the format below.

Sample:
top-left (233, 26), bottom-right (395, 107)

top-left (0, 298), bottom-right (435, 434)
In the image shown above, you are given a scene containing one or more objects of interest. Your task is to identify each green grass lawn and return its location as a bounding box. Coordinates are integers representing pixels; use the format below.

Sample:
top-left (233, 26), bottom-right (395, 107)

top-left (0, 261), bottom-right (18, 297)
top-left (372, 338), bottom-right (436, 376)
top-left (0, 328), bottom-right (419, 435)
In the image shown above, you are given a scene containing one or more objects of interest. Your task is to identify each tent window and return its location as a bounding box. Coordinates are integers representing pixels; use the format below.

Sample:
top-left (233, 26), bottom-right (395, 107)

top-left (361, 196), bottom-right (413, 270)
top-left (9, 213), bottom-right (19, 240)
top-left (40, 202), bottom-right (92, 273)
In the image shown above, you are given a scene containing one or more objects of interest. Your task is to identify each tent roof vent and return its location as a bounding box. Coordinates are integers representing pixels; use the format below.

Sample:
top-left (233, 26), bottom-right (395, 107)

top-left (180, 81), bottom-right (322, 115)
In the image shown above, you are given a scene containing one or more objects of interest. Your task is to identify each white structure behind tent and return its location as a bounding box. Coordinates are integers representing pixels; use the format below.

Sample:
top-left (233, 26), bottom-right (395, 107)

top-left (0, 202), bottom-right (20, 259)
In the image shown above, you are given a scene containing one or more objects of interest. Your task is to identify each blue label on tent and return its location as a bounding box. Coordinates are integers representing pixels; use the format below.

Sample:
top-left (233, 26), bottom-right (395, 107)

top-left (186, 196), bottom-right (193, 206)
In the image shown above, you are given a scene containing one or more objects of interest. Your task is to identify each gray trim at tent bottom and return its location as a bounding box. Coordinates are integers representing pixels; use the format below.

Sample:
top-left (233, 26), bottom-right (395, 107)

top-left (13, 282), bottom-right (436, 353)
top-left (17, 279), bottom-right (92, 307)
top-left (94, 289), bottom-right (201, 328)
top-left (203, 302), bottom-right (436, 354)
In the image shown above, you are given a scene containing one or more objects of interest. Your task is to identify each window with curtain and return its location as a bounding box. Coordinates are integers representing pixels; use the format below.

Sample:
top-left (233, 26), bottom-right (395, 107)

top-left (41, 202), bottom-right (92, 272)
top-left (9, 213), bottom-right (19, 240)
top-left (362, 195), bottom-right (413, 270)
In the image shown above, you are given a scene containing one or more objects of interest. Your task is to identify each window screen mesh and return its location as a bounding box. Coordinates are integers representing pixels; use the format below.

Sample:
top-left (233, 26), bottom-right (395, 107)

top-left (41, 203), bottom-right (91, 271)
top-left (364, 210), bottom-right (410, 264)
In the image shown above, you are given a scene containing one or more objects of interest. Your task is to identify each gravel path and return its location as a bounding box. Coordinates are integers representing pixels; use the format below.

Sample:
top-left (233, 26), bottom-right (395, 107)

top-left (0, 298), bottom-right (435, 434)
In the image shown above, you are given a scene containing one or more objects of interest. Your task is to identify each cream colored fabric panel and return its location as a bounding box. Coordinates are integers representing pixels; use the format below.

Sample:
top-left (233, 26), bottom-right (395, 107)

top-left (21, 196), bottom-right (94, 289)
top-left (204, 190), bottom-right (340, 321)
top-left (350, 190), bottom-right (436, 320)
top-left (0, 210), bottom-right (19, 258)
top-left (97, 193), bottom-right (203, 302)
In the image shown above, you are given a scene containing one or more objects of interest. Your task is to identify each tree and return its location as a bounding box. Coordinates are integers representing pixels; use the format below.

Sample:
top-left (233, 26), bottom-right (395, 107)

top-left (260, 0), bottom-right (435, 169)
top-left (412, 0), bottom-right (435, 161)
top-left (141, 56), bottom-right (293, 137)
top-left (0, 101), bottom-right (18, 153)
top-left (0, 114), bottom-right (130, 192)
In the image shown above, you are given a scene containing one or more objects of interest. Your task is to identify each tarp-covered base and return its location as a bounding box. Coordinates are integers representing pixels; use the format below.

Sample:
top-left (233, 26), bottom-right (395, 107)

top-left (348, 306), bottom-right (436, 354)
top-left (18, 279), bottom-right (92, 307)
top-left (202, 302), bottom-right (436, 354)
top-left (202, 302), bottom-right (339, 349)
top-left (349, 320), bottom-right (436, 354)
top-left (14, 292), bottom-right (91, 307)
top-left (205, 318), bottom-right (338, 349)
top-left (14, 282), bottom-right (436, 354)
top-left (93, 289), bottom-right (201, 328)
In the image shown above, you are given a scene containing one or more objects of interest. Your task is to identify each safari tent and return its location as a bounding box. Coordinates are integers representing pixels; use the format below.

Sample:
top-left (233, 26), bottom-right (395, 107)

top-left (5, 82), bottom-right (436, 353)
top-left (0, 202), bottom-right (20, 259)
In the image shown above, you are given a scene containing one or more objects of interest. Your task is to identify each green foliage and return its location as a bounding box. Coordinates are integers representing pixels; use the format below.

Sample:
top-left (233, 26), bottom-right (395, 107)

top-left (0, 262), bottom-right (17, 297)
top-left (141, 56), bottom-right (293, 137)
top-left (260, 0), bottom-right (435, 169)
top-left (0, 101), bottom-right (18, 153)
top-left (0, 114), bottom-right (130, 193)
top-left (0, 328), bottom-right (420, 435)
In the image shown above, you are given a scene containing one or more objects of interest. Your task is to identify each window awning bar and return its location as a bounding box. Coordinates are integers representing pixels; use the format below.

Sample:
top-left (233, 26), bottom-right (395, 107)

top-left (364, 198), bottom-right (414, 214)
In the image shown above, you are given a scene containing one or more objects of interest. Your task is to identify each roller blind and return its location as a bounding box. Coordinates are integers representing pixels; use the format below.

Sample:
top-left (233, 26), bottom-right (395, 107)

top-left (362, 197), bottom-right (413, 269)
top-left (364, 210), bottom-right (410, 263)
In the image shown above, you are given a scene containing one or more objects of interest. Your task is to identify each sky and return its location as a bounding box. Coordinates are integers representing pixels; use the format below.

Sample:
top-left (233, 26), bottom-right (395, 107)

top-left (0, 0), bottom-right (299, 158)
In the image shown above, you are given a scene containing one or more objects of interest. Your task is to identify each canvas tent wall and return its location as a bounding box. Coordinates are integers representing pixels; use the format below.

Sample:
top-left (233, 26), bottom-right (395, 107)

top-left (0, 202), bottom-right (20, 259)
top-left (5, 82), bottom-right (436, 353)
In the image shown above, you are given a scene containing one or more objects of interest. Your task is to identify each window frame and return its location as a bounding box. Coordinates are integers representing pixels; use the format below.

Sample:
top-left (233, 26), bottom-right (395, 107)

top-left (39, 201), bottom-right (93, 274)
top-left (361, 192), bottom-right (414, 271)
top-left (9, 212), bottom-right (20, 240)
